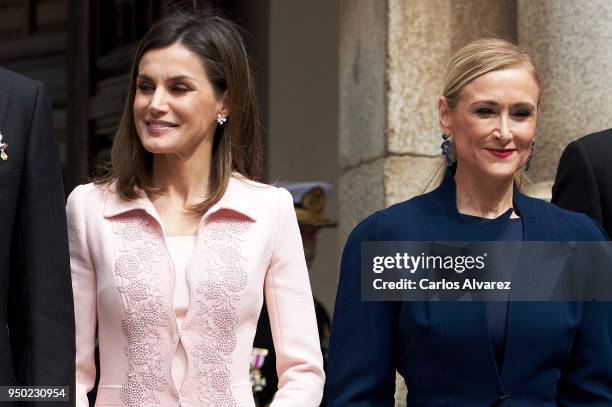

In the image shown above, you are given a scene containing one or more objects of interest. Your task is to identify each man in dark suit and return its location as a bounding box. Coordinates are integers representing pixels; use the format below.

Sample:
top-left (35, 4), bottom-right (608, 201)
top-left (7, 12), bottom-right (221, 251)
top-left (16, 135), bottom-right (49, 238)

top-left (0, 68), bottom-right (75, 405)
top-left (552, 129), bottom-right (612, 236)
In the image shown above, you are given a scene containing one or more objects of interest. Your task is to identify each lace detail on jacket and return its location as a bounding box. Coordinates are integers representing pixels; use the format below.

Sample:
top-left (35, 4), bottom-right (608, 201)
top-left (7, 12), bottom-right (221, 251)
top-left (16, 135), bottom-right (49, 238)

top-left (113, 214), bottom-right (170, 407)
top-left (192, 213), bottom-right (252, 407)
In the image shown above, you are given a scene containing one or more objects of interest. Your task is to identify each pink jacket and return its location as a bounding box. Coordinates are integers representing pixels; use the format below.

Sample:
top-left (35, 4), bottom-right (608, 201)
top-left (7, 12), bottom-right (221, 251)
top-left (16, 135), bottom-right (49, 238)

top-left (67, 174), bottom-right (325, 407)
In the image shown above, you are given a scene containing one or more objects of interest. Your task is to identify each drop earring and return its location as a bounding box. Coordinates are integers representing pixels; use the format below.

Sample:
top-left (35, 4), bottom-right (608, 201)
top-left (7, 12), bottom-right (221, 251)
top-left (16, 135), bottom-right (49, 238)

top-left (525, 139), bottom-right (535, 171)
top-left (216, 113), bottom-right (227, 125)
top-left (441, 133), bottom-right (453, 167)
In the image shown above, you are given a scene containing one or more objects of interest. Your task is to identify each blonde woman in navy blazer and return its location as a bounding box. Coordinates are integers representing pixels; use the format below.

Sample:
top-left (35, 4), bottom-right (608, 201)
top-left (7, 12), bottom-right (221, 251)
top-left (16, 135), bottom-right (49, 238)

top-left (327, 39), bottom-right (611, 406)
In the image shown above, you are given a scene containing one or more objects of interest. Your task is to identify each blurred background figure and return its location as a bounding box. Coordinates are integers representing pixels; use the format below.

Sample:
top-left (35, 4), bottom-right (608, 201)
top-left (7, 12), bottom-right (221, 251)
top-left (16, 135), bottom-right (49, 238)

top-left (253, 182), bottom-right (336, 407)
top-left (552, 129), bottom-right (612, 236)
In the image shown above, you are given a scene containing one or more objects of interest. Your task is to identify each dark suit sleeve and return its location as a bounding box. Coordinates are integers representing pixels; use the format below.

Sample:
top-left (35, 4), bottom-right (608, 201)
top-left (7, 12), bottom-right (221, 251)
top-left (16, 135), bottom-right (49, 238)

top-left (326, 217), bottom-right (400, 406)
top-left (552, 140), bottom-right (603, 226)
top-left (8, 82), bottom-right (75, 405)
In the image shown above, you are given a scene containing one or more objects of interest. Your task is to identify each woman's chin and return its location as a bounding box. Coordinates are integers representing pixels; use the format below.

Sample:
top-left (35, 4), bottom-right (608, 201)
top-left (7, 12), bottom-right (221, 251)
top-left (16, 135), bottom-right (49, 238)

top-left (480, 163), bottom-right (522, 182)
top-left (143, 146), bottom-right (172, 155)
top-left (139, 139), bottom-right (178, 155)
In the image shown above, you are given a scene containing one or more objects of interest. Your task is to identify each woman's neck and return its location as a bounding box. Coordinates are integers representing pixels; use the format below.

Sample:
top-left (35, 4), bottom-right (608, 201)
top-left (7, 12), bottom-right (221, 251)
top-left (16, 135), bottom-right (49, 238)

top-left (151, 146), bottom-right (212, 207)
top-left (454, 164), bottom-right (517, 219)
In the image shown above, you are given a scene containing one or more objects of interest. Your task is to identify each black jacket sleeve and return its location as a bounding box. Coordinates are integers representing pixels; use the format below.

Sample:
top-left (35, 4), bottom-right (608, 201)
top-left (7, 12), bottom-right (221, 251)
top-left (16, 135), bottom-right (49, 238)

top-left (8, 81), bottom-right (75, 406)
top-left (552, 140), bottom-right (603, 226)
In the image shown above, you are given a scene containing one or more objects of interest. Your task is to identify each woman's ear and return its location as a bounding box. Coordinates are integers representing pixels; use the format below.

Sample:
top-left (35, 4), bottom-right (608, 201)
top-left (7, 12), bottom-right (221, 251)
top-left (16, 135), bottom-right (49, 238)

top-left (218, 90), bottom-right (229, 117)
top-left (439, 96), bottom-right (452, 135)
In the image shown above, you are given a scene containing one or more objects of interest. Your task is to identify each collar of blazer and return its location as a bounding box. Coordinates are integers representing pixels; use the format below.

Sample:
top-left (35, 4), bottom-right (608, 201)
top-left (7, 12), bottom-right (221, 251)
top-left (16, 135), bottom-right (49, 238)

top-left (102, 172), bottom-right (259, 224)
top-left (430, 164), bottom-right (553, 241)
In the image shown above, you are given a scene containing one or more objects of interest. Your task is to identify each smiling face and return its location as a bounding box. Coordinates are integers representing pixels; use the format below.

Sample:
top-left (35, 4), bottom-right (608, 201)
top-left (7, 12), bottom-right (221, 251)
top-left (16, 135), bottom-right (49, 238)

top-left (439, 67), bottom-right (540, 183)
top-left (133, 42), bottom-right (227, 157)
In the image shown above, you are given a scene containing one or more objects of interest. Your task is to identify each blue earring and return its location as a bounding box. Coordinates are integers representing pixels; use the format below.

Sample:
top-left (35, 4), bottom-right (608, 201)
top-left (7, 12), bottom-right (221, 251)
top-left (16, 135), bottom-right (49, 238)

top-left (441, 133), bottom-right (454, 167)
top-left (525, 139), bottom-right (535, 171)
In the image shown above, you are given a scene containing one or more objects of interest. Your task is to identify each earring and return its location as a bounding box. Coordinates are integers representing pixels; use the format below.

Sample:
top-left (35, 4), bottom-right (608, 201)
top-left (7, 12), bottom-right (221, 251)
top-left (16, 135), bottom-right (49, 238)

top-left (525, 139), bottom-right (535, 171)
top-left (441, 133), bottom-right (454, 167)
top-left (216, 113), bottom-right (227, 125)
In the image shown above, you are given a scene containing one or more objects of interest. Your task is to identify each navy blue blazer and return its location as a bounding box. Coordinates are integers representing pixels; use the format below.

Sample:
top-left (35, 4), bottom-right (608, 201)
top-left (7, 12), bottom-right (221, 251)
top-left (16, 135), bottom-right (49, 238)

top-left (326, 168), bottom-right (611, 407)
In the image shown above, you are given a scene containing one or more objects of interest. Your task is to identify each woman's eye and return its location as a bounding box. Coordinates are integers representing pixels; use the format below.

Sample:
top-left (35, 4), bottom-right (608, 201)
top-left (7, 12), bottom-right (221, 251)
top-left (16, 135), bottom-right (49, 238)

top-left (136, 83), bottom-right (154, 92)
top-left (172, 85), bottom-right (190, 93)
top-left (513, 110), bottom-right (533, 118)
top-left (475, 108), bottom-right (494, 115)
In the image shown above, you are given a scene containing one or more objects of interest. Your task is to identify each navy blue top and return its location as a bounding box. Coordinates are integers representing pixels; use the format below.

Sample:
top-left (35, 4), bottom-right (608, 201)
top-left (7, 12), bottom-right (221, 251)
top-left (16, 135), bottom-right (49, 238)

top-left (458, 214), bottom-right (524, 371)
top-left (326, 166), bottom-right (611, 407)
top-left (489, 218), bottom-right (523, 370)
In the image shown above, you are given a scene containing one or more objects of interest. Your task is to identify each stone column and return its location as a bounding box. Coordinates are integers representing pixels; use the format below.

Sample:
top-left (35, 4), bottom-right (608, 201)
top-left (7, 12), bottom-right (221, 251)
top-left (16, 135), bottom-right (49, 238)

top-left (338, 1), bottom-right (516, 405)
top-left (340, 0), bottom-right (517, 241)
top-left (518, 0), bottom-right (612, 193)
top-left (339, 0), bottom-right (388, 243)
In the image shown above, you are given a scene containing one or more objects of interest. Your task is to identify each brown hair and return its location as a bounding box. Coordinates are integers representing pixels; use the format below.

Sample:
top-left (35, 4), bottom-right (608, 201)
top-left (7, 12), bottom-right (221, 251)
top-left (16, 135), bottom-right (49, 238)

top-left (439, 38), bottom-right (540, 191)
top-left (98, 10), bottom-right (262, 214)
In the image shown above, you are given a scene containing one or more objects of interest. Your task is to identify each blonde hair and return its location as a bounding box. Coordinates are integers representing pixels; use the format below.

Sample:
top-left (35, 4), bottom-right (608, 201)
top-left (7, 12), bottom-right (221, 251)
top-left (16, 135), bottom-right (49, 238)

top-left (443, 38), bottom-right (540, 108)
top-left (438, 38), bottom-right (540, 191)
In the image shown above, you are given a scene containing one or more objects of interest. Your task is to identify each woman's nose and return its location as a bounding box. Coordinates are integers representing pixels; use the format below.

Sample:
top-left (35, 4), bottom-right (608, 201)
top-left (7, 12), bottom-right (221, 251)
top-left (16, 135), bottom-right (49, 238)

top-left (494, 115), bottom-right (512, 143)
top-left (148, 88), bottom-right (169, 114)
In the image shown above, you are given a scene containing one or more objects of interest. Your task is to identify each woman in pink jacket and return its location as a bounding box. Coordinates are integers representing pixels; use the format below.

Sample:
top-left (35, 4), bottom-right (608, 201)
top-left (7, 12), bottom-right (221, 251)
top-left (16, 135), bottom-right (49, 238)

top-left (67, 10), bottom-right (324, 407)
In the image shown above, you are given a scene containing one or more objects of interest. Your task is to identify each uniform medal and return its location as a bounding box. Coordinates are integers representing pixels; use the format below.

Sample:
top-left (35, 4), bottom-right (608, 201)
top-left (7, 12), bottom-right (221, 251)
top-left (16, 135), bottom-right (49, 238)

top-left (0, 130), bottom-right (7, 161)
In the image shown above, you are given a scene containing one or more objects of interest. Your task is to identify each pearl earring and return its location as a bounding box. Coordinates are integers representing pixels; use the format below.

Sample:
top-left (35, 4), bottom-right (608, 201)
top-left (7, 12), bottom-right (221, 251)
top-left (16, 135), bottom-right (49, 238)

top-left (216, 113), bottom-right (227, 125)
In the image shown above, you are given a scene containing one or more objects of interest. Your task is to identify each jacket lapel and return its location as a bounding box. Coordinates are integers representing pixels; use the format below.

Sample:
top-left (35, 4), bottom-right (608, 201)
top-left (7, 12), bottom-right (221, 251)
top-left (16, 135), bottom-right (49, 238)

top-left (423, 167), bottom-right (563, 394)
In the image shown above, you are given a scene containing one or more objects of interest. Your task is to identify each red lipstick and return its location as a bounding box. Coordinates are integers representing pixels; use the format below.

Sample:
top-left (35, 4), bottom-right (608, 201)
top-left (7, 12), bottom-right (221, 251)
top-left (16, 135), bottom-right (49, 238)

top-left (485, 148), bottom-right (515, 158)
